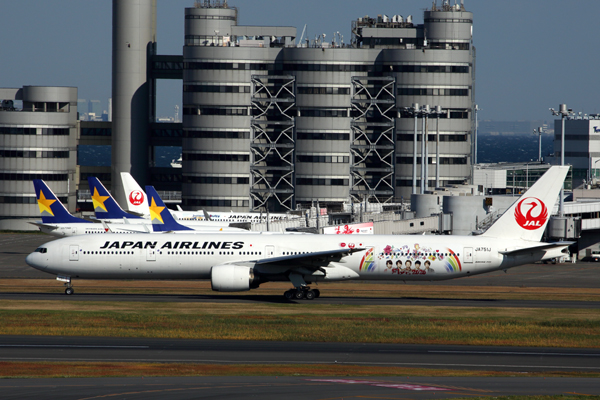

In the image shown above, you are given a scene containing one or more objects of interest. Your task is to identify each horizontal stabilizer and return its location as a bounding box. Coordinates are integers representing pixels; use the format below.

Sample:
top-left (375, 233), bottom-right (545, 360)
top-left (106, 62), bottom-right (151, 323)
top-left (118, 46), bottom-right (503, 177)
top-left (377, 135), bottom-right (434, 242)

top-left (28, 221), bottom-right (57, 230)
top-left (499, 242), bottom-right (573, 257)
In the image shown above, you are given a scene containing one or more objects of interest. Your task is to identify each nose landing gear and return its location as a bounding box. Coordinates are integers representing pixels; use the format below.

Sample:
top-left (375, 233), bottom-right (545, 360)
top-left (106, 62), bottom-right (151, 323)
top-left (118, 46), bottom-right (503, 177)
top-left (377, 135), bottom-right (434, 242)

top-left (284, 287), bottom-right (320, 300)
top-left (57, 275), bottom-right (74, 295)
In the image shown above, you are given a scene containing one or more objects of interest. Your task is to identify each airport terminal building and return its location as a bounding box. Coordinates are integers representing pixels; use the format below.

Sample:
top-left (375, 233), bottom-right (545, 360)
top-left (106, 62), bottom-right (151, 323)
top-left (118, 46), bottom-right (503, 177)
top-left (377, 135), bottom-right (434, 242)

top-left (182, 1), bottom-right (475, 212)
top-left (0, 86), bottom-right (78, 230)
top-left (0, 0), bottom-right (475, 228)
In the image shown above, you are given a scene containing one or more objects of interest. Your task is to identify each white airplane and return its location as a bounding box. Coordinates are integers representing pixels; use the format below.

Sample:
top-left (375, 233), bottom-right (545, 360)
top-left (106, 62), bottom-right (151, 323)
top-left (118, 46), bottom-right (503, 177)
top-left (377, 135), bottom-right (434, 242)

top-left (30, 180), bottom-right (242, 237)
top-left (27, 166), bottom-right (571, 298)
top-left (120, 172), bottom-right (296, 223)
top-left (88, 176), bottom-right (241, 231)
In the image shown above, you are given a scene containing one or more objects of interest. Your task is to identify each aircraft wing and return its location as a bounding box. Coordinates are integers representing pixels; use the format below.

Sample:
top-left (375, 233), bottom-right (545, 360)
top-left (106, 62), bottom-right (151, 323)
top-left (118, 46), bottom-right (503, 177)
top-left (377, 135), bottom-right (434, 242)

top-left (213, 247), bottom-right (364, 283)
top-left (255, 247), bottom-right (364, 267)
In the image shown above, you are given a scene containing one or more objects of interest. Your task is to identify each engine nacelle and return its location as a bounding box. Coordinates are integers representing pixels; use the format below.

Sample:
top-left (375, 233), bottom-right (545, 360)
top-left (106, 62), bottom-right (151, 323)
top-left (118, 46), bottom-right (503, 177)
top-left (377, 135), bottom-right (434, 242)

top-left (210, 265), bottom-right (254, 292)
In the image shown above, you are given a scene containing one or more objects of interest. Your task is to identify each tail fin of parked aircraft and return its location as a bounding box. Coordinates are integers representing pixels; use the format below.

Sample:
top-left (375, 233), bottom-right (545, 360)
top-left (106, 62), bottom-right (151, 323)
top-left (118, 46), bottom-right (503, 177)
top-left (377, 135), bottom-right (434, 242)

top-left (87, 177), bottom-right (143, 220)
top-left (120, 172), bottom-right (150, 217)
top-left (145, 186), bottom-right (193, 232)
top-left (32, 180), bottom-right (88, 224)
top-left (482, 166), bottom-right (569, 242)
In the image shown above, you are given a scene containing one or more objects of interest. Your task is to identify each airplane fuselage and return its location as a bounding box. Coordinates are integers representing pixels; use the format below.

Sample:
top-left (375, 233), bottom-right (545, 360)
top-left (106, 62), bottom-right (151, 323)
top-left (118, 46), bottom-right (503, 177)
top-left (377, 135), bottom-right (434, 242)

top-left (26, 233), bottom-right (555, 282)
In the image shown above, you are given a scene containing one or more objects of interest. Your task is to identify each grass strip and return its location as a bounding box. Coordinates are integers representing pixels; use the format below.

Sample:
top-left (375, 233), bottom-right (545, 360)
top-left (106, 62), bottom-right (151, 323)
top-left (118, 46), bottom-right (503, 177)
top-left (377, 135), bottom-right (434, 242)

top-left (1, 361), bottom-right (599, 379)
top-left (3, 279), bottom-right (600, 302)
top-left (1, 308), bottom-right (600, 347)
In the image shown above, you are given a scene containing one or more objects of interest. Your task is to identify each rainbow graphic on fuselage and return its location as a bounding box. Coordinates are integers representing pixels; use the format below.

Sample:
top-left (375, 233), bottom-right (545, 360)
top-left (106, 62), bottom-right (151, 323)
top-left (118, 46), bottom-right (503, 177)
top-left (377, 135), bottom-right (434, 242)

top-left (360, 247), bottom-right (376, 272)
top-left (441, 248), bottom-right (462, 272)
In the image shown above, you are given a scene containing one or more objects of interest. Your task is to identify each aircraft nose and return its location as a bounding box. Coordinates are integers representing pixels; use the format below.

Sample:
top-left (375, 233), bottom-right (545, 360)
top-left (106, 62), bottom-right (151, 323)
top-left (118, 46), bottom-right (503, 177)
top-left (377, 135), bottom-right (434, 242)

top-left (25, 252), bottom-right (46, 270)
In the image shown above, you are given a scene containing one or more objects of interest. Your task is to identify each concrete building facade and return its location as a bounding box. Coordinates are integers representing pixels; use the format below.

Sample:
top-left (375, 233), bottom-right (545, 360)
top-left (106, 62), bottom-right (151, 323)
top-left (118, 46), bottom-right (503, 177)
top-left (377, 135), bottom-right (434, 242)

top-left (553, 118), bottom-right (600, 185)
top-left (182, 1), bottom-right (475, 212)
top-left (0, 86), bottom-right (78, 230)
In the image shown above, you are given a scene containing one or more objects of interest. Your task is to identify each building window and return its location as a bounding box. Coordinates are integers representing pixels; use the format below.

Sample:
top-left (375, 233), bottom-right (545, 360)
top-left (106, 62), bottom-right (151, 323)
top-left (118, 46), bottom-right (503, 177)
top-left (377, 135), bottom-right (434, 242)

top-left (0, 150), bottom-right (69, 158)
top-left (183, 106), bottom-right (249, 116)
top-left (0, 173), bottom-right (68, 181)
top-left (183, 199), bottom-right (249, 208)
top-left (297, 87), bottom-right (350, 95)
top-left (297, 132), bottom-right (349, 141)
top-left (184, 85), bottom-right (250, 93)
top-left (184, 130), bottom-right (250, 139)
top-left (183, 153), bottom-right (249, 162)
top-left (299, 108), bottom-right (348, 118)
top-left (185, 176), bottom-right (249, 184)
top-left (297, 178), bottom-right (349, 186)
top-left (297, 155), bottom-right (349, 163)
top-left (397, 88), bottom-right (469, 96)
top-left (0, 127), bottom-right (69, 135)
top-left (396, 134), bottom-right (467, 142)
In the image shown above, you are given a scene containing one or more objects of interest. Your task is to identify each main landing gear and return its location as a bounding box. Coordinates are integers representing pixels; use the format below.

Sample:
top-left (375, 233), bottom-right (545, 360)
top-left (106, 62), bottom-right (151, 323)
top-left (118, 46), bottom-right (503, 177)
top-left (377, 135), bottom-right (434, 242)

top-left (284, 287), bottom-right (320, 300)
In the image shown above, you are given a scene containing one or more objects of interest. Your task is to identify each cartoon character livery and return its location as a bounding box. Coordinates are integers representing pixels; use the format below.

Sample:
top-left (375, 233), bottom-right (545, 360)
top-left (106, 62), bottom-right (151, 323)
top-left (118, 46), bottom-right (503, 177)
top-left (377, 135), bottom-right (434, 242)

top-left (27, 166), bottom-right (572, 299)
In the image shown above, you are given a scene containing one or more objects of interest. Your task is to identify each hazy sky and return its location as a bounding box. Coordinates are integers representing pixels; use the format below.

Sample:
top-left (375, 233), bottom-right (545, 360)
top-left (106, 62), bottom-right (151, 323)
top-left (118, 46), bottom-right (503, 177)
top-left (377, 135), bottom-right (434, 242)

top-left (2, 0), bottom-right (599, 122)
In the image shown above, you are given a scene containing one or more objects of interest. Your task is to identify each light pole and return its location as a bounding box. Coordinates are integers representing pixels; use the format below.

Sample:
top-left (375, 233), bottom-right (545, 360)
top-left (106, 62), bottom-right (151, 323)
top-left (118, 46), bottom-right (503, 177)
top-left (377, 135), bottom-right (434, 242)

top-left (533, 126), bottom-right (543, 162)
top-left (550, 104), bottom-right (573, 216)
top-left (402, 103), bottom-right (420, 194)
top-left (474, 104), bottom-right (480, 165)
top-left (421, 104), bottom-right (430, 194)
top-left (433, 105), bottom-right (444, 188)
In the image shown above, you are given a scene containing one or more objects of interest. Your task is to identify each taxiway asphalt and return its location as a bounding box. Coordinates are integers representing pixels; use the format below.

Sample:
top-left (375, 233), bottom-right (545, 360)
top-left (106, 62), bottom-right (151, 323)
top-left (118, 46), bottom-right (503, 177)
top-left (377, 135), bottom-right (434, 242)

top-left (1, 376), bottom-right (599, 400)
top-left (1, 335), bottom-right (600, 372)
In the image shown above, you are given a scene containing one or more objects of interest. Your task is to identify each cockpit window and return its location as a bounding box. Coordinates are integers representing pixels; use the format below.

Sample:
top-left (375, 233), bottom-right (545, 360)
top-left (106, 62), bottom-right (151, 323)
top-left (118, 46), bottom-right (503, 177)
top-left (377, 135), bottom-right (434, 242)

top-left (34, 247), bottom-right (47, 254)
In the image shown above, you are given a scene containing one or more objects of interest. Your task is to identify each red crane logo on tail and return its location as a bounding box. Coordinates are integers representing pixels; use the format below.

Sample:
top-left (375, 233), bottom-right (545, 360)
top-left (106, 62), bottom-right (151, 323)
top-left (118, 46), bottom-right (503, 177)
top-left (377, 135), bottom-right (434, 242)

top-left (514, 197), bottom-right (548, 230)
top-left (128, 190), bottom-right (145, 206)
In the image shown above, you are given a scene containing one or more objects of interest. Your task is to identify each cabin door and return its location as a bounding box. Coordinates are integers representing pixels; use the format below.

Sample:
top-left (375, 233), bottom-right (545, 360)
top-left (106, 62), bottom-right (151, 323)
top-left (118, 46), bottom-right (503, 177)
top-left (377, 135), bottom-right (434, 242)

top-left (147, 248), bottom-right (156, 261)
top-left (464, 247), bottom-right (473, 263)
top-left (69, 245), bottom-right (79, 261)
top-left (265, 245), bottom-right (275, 258)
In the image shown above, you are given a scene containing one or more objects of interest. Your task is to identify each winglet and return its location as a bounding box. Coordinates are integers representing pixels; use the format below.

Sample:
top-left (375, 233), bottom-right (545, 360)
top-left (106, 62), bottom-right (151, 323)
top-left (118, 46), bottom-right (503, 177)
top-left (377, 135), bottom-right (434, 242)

top-left (88, 177), bottom-right (143, 220)
top-left (145, 185), bottom-right (193, 232)
top-left (32, 180), bottom-right (88, 224)
top-left (482, 166), bottom-right (569, 241)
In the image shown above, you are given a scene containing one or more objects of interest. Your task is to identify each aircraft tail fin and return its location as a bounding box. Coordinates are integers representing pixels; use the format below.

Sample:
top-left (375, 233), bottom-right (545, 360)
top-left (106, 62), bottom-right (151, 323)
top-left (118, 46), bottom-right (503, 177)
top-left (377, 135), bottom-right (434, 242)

top-left (482, 166), bottom-right (569, 241)
top-left (32, 180), bottom-right (88, 224)
top-left (120, 172), bottom-right (150, 217)
top-left (87, 177), bottom-right (143, 220)
top-left (145, 185), bottom-right (193, 232)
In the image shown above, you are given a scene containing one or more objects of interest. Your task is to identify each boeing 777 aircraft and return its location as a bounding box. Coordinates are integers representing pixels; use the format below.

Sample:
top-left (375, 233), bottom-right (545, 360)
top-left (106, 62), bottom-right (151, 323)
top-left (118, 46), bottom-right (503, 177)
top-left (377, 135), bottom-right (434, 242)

top-left (27, 166), bottom-right (571, 298)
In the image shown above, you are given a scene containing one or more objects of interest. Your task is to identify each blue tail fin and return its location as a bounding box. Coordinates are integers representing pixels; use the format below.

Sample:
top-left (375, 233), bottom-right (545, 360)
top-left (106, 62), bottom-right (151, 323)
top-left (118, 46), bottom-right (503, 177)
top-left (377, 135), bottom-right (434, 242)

top-left (145, 186), bottom-right (193, 232)
top-left (33, 180), bottom-right (88, 224)
top-left (87, 176), bottom-right (143, 220)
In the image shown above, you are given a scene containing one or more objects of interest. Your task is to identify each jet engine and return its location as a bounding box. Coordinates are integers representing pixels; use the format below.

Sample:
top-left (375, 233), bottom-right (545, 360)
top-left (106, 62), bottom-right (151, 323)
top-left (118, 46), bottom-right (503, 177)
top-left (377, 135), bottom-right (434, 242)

top-left (210, 265), bottom-right (255, 292)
